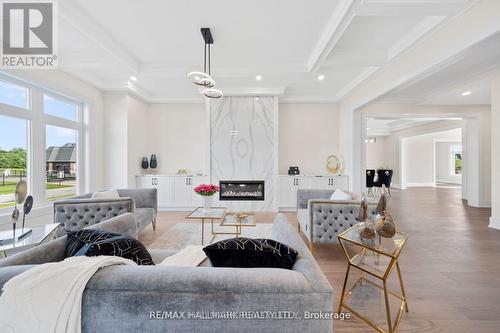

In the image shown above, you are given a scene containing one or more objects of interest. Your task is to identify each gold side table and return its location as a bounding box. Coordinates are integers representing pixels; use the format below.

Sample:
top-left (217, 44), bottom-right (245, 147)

top-left (337, 225), bottom-right (409, 333)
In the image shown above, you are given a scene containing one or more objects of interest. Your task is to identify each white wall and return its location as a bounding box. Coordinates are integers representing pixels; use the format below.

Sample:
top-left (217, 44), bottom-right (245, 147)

top-left (103, 92), bottom-right (148, 189)
top-left (436, 142), bottom-right (462, 184)
top-left (127, 95), bottom-right (148, 187)
top-left (147, 103), bottom-right (207, 175)
top-left (403, 128), bottom-right (461, 186)
top-left (103, 92), bottom-right (128, 189)
top-left (365, 137), bottom-right (387, 170)
top-left (279, 103), bottom-right (340, 175)
top-left (490, 72), bottom-right (500, 228)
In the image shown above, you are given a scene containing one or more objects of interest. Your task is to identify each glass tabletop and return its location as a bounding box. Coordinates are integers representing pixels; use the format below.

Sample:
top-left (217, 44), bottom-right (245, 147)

top-left (221, 212), bottom-right (256, 227)
top-left (186, 207), bottom-right (227, 219)
top-left (338, 223), bottom-right (408, 258)
top-left (0, 223), bottom-right (59, 253)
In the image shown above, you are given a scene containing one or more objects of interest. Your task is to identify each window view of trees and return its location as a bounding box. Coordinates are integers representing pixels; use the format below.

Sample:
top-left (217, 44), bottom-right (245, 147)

top-left (0, 115), bottom-right (28, 208)
top-left (452, 144), bottom-right (462, 175)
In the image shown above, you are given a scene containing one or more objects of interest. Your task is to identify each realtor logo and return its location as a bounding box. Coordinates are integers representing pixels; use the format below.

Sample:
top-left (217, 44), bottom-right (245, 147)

top-left (1, 0), bottom-right (57, 68)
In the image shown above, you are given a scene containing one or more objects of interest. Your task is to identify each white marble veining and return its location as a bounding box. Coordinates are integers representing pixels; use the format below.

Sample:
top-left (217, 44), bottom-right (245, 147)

top-left (210, 97), bottom-right (276, 211)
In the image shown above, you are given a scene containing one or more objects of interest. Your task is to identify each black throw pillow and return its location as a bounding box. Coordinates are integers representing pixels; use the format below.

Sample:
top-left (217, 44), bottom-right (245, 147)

top-left (65, 229), bottom-right (154, 265)
top-left (203, 238), bottom-right (298, 269)
top-left (65, 229), bottom-right (120, 258)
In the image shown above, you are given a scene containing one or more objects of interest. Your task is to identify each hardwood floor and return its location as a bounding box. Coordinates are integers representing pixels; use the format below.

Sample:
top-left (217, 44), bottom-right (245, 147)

top-left (140, 187), bottom-right (500, 333)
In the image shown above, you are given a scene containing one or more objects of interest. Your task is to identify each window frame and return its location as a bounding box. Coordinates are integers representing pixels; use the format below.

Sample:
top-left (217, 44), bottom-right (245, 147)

top-left (0, 73), bottom-right (85, 214)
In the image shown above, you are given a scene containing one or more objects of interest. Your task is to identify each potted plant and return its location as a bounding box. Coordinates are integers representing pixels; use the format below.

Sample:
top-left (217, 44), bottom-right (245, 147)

top-left (194, 184), bottom-right (220, 212)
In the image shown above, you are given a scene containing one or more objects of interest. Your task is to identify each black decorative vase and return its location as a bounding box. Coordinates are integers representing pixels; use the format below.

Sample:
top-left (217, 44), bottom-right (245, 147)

top-left (141, 157), bottom-right (149, 172)
top-left (150, 154), bottom-right (158, 170)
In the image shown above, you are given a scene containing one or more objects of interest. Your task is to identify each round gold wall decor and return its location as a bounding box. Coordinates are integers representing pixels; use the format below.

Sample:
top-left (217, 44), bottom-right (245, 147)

top-left (326, 155), bottom-right (340, 174)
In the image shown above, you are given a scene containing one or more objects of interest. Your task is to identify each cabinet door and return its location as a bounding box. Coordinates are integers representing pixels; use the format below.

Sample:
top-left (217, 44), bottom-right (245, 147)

top-left (278, 177), bottom-right (296, 208)
top-left (190, 176), bottom-right (210, 207)
top-left (296, 176), bottom-right (313, 189)
top-left (312, 177), bottom-right (330, 190)
top-left (136, 176), bottom-right (155, 188)
top-left (173, 177), bottom-right (191, 207)
top-left (334, 176), bottom-right (349, 191)
top-left (157, 177), bottom-right (174, 207)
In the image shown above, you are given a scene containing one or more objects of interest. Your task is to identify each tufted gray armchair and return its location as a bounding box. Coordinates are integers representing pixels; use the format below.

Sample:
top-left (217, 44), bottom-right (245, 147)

top-left (53, 188), bottom-right (157, 237)
top-left (296, 189), bottom-right (378, 251)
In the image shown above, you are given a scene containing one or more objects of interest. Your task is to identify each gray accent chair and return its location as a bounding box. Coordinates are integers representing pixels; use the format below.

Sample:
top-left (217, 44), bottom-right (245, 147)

top-left (297, 189), bottom-right (378, 250)
top-left (0, 213), bottom-right (334, 332)
top-left (53, 188), bottom-right (157, 236)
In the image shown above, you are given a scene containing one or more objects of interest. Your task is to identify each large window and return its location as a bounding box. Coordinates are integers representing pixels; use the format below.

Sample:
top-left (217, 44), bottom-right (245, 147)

top-left (44, 95), bottom-right (78, 121)
top-left (0, 115), bottom-right (28, 208)
top-left (0, 75), bottom-right (83, 212)
top-left (0, 80), bottom-right (28, 109)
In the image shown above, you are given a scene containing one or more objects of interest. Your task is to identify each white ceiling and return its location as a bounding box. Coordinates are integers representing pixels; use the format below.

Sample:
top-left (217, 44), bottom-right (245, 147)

top-left (381, 31), bottom-right (500, 105)
top-left (56, 0), bottom-right (477, 103)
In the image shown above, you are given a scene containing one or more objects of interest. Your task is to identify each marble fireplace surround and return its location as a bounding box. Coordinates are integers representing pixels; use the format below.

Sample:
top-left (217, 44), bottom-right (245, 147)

top-left (209, 96), bottom-right (278, 211)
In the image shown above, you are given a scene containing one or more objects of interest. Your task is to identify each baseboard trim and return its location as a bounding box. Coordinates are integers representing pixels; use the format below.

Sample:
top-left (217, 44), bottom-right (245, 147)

top-left (391, 184), bottom-right (401, 189)
top-left (406, 183), bottom-right (436, 187)
top-left (489, 217), bottom-right (500, 230)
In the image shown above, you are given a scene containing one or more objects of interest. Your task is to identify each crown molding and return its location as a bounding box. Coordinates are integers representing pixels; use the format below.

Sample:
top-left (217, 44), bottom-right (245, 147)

top-left (279, 95), bottom-right (340, 104)
top-left (356, 0), bottom-right (466, 16)
top-left (220, 86), bottom-right (286, 96)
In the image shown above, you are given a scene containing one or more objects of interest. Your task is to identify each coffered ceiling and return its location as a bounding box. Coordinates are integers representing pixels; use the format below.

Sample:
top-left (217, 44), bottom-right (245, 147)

top-left (57, 0), bottom-right (477, 103)
top-left (381, 32), bottom-right (500, 105)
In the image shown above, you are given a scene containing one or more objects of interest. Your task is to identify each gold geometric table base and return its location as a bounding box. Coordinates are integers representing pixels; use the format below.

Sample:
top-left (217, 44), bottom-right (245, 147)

top-left (337, 226), bottom-right (409, 333)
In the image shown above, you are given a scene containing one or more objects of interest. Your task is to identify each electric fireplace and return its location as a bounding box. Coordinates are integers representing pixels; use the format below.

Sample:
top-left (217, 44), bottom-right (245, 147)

top-left (219, 181), bottom-right (265, 201)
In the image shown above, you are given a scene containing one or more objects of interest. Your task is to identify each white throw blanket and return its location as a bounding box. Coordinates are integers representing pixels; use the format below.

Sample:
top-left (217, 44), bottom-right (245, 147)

top-left (159, 245), bottom-right (207, 267)
top-left (0, 256), bottom-right (136, 333)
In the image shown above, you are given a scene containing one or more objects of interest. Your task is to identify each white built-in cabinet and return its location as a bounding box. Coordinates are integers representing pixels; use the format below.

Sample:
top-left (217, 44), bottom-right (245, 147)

top-left (136, 175), bottom-right (209, 209)
top-left (278, 175), bottom-right (349, 210)
top-left (138, 174), bottom-right (348, 211)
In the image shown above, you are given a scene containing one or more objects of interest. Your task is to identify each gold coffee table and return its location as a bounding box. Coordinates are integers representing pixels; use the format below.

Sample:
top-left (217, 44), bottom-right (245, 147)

top-left (337, 225), bottom-right (409, 333)
top-left (220, 212), bottom-right (256, 237)
top-left (185, 207), bottom-right (227, 245)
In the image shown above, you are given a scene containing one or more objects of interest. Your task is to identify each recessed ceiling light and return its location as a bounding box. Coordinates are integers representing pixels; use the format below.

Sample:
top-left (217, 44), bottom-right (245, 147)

top-left (255, 97), bottom-right (260, 101)
top-left (256, 75), bottom-right (262, 81)
top-left (317, 75), bottom-right (325, 81)
top-left (462, 91), bottom-right (471, 96)
top-left (130, 76), bottom-right (137, 81)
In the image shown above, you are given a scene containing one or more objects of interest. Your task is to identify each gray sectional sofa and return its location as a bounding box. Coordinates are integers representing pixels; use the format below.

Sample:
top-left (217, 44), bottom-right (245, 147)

top-left (297, 189), bottom-right (378, 250)
top-left (0, 213), bottom-right (334, 332)
top-left (53, 188), bottom-right (157, 236)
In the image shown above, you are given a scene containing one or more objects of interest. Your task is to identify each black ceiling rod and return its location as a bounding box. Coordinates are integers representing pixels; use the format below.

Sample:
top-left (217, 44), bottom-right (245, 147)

top-left (208, 43), bottom-right (211, 76)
